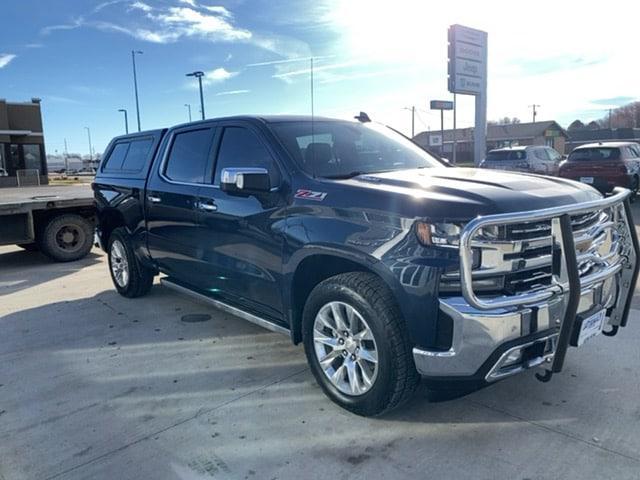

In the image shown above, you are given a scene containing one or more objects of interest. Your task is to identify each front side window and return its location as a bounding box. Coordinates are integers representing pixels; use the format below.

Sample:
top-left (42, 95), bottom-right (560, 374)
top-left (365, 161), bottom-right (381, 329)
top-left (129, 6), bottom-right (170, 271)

top-left (271, 121), bottom-right (442, 178)
top-left (164, 128), bottom-right (213, 184)
top-left (213, 127), bottom-right (280, 186)
top-left (534, 148), bottom-right (550, 160)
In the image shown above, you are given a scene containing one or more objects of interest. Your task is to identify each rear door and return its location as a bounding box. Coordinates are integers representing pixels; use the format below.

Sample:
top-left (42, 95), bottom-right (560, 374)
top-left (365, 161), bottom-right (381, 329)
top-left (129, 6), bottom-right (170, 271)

top-left (146, 125), bottom-right (216, 284)
top-left (194, 121), bottom-right (287, 320)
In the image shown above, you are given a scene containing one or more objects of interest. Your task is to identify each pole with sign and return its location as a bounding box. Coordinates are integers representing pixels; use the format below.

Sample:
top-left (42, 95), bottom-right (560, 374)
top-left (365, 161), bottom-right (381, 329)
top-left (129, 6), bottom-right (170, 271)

top-left (448, 24), bottom-right (488, 166)
top-left (430, 100), bottom-right (453, 158)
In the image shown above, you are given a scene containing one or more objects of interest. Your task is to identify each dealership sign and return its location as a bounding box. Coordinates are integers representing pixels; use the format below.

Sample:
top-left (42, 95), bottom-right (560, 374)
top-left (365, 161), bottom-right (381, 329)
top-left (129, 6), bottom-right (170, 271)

top-left (448, 24), bottom-right (487, 96)
top-left (430, 100), bottom-right (453, 111)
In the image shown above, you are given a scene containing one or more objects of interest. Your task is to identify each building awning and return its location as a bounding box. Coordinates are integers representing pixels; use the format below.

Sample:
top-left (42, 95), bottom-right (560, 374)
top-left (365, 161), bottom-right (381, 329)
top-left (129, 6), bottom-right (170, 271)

top-left (0, 130), bottom-right (33, 136)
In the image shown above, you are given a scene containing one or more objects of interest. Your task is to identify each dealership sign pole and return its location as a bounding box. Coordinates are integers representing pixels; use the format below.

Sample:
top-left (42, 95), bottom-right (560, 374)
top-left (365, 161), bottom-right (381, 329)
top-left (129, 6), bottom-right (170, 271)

top-left (448, 24), bottom-right (488, 166)
top-left (430, 100), bottom-right (454, 158)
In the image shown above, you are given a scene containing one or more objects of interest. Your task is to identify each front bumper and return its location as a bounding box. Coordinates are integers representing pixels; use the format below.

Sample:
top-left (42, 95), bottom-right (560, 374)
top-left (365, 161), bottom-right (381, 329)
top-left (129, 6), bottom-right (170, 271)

top-left (413, 188), bottom-right (639, 383)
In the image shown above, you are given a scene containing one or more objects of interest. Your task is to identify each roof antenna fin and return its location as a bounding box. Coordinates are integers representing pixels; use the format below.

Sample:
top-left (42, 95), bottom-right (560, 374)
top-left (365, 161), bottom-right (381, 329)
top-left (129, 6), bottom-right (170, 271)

top-left (355, 111), bottom-right (371, 123)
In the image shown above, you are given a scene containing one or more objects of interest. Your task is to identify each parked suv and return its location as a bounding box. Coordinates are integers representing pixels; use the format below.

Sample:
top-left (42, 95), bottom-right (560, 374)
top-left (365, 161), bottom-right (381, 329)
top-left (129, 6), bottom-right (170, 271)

top-left (94, 116), bottom-right (639, 416)
top-left (480, 145), bottom-right (562, 175)
top-left (559, 142), bottom-right (640, 199)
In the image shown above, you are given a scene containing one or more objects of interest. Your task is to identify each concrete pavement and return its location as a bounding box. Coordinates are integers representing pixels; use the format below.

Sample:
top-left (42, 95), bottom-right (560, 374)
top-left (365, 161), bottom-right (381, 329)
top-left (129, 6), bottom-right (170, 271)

top-left (1, 206), bottom-right (639, 480)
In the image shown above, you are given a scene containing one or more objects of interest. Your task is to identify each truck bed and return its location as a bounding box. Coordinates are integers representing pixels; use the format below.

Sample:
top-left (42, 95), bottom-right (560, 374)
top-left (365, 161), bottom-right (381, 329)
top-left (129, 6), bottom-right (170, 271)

top-left (0, 185), bottom-right (94, 214)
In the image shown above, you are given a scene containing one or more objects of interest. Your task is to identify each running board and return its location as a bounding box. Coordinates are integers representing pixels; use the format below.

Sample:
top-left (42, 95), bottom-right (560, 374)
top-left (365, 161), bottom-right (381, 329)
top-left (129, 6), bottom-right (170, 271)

top-left (160, 278), bottom-right (290, 336)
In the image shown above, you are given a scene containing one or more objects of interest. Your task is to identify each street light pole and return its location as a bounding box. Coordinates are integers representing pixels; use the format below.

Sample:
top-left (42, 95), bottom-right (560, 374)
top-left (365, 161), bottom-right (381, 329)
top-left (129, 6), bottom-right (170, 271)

top-left (84, 127), bottom-right (93, 162)
top-left (131, 50), bottom-right (143, 131)
top-left (184, 103), bottom-right (192, 122)
top-left (118, 109), bottom-right (129, 134)
top-left (403, 106), bottom-right (416, 138)
top-left (186, 71), bottom-right (206, 120)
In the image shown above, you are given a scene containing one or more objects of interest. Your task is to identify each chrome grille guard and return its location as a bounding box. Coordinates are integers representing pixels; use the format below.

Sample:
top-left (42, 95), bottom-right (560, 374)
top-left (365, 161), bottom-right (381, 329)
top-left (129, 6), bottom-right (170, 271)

top-left (459, 187), bottom-right (639, 377)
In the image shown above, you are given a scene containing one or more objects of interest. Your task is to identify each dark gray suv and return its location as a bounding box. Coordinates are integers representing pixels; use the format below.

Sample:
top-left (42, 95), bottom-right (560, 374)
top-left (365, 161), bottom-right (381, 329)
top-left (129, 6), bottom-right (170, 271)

top-left (480, 145), bottom-right (563, 176)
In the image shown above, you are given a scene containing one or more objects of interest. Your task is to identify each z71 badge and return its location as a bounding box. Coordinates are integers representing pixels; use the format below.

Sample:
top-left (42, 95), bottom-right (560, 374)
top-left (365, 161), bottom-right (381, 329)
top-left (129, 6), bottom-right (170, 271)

top-left (294, 189), bottom-right (327, 201)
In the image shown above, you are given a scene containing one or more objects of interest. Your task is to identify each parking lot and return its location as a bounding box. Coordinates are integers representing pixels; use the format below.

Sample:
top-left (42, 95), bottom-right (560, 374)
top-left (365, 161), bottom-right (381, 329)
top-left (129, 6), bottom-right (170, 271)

top-left (1, 204), bottom-right (638, 480)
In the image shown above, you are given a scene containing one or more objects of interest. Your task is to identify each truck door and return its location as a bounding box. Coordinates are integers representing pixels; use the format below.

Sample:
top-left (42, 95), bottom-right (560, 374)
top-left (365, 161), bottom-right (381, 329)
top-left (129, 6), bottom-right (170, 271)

top-left (145, 125), bottom-right (216, 284)
top-left (194, 122), bottom-right (286, 320)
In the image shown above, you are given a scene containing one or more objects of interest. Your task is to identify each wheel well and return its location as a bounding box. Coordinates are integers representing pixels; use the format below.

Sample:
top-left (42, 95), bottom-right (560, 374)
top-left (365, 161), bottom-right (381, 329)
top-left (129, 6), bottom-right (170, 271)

top-left (98, 209), bottom-right (126, 248)
top-left (32, 207), bottom-right (96, 236)
top-left (290, 254), bottom-right (377, 344)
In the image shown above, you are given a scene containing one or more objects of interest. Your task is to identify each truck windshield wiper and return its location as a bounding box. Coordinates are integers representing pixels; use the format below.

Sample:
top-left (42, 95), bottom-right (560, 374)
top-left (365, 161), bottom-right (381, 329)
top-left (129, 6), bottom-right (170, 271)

top-left (322, 171), bottom-right (368, 179)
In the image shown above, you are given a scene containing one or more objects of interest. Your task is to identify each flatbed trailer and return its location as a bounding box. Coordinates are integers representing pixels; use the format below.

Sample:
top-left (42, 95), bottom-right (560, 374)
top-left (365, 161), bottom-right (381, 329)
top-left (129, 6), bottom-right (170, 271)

top-left (0, 185), bottom-right (95, 262)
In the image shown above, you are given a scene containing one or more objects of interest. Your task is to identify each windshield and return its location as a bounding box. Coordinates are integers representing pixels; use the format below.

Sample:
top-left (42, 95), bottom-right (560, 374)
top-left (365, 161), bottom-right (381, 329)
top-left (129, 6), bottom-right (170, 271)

top-left (486, 150), bottom-right (527, 161)
top-left (568, 147), bottom-right (621, 161)
top-left (270, 120), bottom-right (444, 178)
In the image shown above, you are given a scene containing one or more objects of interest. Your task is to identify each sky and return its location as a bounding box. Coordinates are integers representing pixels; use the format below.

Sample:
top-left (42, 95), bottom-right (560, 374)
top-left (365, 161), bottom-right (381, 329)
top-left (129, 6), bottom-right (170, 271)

top-left (1, 0), bottom-right (639, 156)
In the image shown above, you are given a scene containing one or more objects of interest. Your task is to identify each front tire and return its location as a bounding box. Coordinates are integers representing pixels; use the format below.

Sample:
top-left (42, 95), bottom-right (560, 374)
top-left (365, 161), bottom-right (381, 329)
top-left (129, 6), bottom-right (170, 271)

top-left (107, 228), bottom-right (154, 298)
top-left (302, 272), bottom-right (419, 416)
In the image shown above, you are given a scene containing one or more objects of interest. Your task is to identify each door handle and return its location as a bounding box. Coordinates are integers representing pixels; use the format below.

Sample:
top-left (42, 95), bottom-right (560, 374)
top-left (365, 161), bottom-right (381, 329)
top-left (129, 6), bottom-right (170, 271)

top-left (197, 200), bottom-right (217, 212)
top-left (147, 195), bottom-right (161, 203)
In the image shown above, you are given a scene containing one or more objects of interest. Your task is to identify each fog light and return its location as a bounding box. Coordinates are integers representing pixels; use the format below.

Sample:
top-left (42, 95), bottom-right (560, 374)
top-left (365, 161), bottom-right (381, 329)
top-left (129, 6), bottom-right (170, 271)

top-left (503, 348), bottom-right (523, 367)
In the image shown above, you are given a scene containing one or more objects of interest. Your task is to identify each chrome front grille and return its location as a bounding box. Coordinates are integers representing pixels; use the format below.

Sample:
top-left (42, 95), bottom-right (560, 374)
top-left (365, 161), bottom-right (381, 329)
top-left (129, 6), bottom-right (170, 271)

top-left (441, 205), bottom-right (622, 297)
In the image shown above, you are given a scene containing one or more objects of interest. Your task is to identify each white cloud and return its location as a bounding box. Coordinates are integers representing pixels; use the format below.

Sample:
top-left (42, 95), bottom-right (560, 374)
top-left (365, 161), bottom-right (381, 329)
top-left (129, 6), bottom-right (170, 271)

top-left (179, 0), bottom-right (197, 6)
top-left (0, 54), bottom-right (16, 69)
top-left (129, 1), bottom-right (152, 13)
top-left (205, 67), bottom-right (238, 83)
top-left (216, 89), bottom-right (250, 96)
top-left (202, 6), bottom-right (231, 18)
top-left (156, 7), bottom-right (251, 42)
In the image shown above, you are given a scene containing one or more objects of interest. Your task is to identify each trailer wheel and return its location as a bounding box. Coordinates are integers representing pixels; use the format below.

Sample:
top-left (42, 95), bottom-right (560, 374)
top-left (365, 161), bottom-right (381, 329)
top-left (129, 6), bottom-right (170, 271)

top-left (39, 214), bottom-right (94, 262)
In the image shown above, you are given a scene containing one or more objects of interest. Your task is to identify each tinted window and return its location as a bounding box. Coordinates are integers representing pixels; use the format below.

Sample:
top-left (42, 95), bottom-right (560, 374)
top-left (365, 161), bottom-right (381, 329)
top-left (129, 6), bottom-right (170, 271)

top-left (568, 147), bottom-right (621, 161)
top-left (214, 127), bottom-right (280, 185)
top-left (104, 143), bottom-right (129, 170)
top-left (122, 138), bottom-right (153, 171)
top-left (165, 128), bottom-right (213, 184)
top-left (23, 145), bottom-right (42, 173)
top-left (486, 150), bottom-right (526, 161)
top-left (533, 148), bottom-right (550, 160)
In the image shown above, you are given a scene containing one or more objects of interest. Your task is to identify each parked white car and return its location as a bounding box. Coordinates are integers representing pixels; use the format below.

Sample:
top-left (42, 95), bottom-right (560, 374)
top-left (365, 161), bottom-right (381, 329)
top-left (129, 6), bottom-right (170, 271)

top-left (480, 146), bottom-right (563, 176)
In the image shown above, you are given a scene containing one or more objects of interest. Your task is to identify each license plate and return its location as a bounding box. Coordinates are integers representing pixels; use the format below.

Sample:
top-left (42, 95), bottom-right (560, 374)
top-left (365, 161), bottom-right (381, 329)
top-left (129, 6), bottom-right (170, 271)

top-left (580, 176), bottom-right (594, 184)
top-left (576, 309), bottom-right (606, 347)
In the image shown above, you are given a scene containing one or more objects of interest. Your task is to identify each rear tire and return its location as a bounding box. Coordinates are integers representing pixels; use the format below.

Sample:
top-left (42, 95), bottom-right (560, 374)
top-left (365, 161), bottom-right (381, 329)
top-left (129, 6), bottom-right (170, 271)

top-left (38, 214), bottom-right (94, 262)
top-left (302, 272), bottom-right (420, 416)
top-left (107, 228), bottom-right (155, 298)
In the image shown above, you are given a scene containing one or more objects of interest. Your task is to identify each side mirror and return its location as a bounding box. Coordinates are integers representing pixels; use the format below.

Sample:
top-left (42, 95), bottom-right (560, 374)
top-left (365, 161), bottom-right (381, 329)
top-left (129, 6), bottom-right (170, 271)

top-left (220, 167), bottom-right (271, 194)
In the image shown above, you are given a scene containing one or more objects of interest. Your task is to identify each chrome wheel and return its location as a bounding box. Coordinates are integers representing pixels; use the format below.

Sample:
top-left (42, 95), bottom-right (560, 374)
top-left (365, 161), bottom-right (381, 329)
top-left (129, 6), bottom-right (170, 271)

top-left (110, 240), bottom-right (129, 288)
top-left (313, 301), bottom-right (379, 396)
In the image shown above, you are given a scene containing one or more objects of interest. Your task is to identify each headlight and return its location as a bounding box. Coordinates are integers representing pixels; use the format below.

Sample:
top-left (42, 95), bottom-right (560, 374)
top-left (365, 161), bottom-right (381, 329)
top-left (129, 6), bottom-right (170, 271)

top-left (416, 222), bottom-right (502, 247)
top-left (416, 222), bottom-right (462, 247)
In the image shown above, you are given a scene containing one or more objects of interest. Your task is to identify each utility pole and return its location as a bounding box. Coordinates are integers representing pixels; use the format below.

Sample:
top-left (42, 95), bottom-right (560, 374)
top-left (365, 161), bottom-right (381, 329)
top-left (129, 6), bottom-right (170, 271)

top-left (118, 109), bottom-right (129, 134)
top-left (609, 108), bottom-right (613, 130)
top-left (186, 71), bottom-right (206, 120)
top-left (84, 127), bottom-right (93, 163)
top-left (64, 138), bottom-right (69, 173)
top-left (529, 104), bottom-right (540, 123)
top-left (184, 103), bottom-right (192, 122)
top-left (403, 106), bottom-right (416, 138)
top-left (131, 50), bottom-right (143, 132)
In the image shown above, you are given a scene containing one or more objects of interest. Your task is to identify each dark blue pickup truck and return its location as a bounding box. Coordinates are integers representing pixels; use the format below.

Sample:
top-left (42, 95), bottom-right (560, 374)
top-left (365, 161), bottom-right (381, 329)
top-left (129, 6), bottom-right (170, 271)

top-left (94, 115), bottom-right (639, 416)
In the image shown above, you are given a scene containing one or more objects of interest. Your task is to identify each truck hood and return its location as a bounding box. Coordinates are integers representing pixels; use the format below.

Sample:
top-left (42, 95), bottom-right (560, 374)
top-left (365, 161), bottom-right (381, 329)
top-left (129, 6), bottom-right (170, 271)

top-left (341, 167), bottom-right (601, 221)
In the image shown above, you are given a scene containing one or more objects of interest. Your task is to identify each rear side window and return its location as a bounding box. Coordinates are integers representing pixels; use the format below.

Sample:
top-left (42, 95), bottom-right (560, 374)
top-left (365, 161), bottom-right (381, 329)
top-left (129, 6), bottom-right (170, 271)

top-left (103, 143), bottom-right (129, 170)
top-left (122, 138), bottom-right (153, 171)
top-left (486, 150), bottom-right (526, 161)
top-left (569, 148), bottom-right (621, 161)
top-left (103, 138), bottom-right (154, 172)
top-left (213, 127), bottom-right (280, 186)
top-left (164, 128), bottom-right (213, 184)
